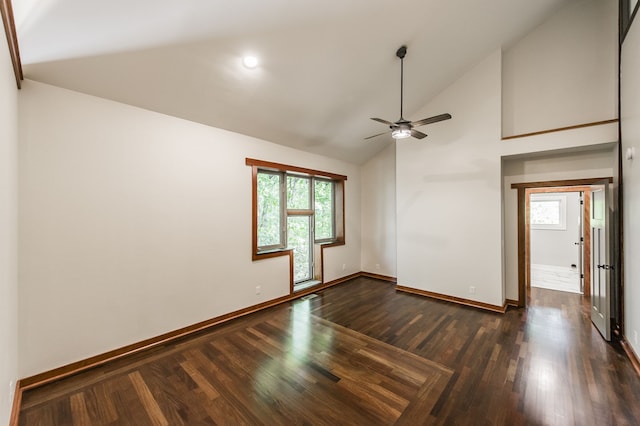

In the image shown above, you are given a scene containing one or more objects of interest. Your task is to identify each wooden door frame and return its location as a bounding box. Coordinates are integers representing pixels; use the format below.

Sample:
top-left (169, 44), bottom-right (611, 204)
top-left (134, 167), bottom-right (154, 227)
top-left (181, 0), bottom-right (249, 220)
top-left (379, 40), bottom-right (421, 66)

top-left (526, 186), bottom-right (591, 299)
top-left (511, 177), bottom-right (613, 307)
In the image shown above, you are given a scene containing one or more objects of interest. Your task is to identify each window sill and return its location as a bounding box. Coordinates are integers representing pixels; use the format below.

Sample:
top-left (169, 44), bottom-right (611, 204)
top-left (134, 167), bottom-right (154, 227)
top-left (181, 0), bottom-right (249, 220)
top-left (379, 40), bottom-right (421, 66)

top-left (256, 239), bottom-right (343, 258)
top-left (253, 248), bottom-right (292, 261)
top-left (317, 239), bottom-right (344, 248)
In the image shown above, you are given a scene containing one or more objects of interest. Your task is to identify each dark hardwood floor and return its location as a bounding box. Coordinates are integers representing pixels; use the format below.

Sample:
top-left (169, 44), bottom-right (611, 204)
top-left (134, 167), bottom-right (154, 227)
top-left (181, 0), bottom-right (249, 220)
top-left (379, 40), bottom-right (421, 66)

top-left (19, 277), bottom-right (640, 425)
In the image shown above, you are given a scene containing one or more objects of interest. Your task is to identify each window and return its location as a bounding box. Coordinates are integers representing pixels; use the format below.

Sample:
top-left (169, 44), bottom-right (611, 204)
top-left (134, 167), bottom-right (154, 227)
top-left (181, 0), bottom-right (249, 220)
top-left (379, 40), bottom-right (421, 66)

top-left (256, 172), bottom-right (339, 253)
top-left (257, 171), bottom-right (284, 249)
top-left (287, 175), bottom-right (311, 210)
top-left (314, 178), bottom-right (334, 242)
top-left (530, 194), bottom-right (567, 230)
top-left (246, 159), bottom-right (346, 272)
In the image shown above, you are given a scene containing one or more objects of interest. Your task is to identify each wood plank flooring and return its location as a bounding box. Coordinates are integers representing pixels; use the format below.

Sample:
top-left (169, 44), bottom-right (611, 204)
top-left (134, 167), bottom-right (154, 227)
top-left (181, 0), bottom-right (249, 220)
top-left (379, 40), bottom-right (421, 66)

top-left (18, 277), bottom-right (640, 425)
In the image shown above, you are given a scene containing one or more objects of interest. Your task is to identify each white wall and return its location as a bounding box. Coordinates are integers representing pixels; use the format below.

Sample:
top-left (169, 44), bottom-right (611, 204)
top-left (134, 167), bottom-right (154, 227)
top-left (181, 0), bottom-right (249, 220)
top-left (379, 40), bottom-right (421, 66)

top-left (502, 0), bottom-right (618, 137)
top-left (0, 39), bottom-right (19, 425)
top-left (396, 51), bottom-right (503, 307)
top-left (621, 14), bottom-right (640, 355)
top-left (361, 1), bottom-right (619, 308)
top-left (361, 143), bottom-right (396, 277)
top-left (502, 148), bottom-right (615, 300)
top-left (530, 192), bottom-right (580, 268)
top-left (18, 80), bottom-right (361, 377)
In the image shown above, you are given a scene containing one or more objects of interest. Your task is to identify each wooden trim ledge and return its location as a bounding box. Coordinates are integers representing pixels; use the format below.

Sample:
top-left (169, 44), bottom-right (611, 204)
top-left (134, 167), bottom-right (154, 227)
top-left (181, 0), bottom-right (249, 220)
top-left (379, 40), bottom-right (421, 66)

top-left (501, 119), bottom-right (618, 140)
top-left (510, 177), bottom-right (613, 189)
top-left (1, 0), bottom-right (22, 88)
top-left (396, 285), bottom-right (507, 313)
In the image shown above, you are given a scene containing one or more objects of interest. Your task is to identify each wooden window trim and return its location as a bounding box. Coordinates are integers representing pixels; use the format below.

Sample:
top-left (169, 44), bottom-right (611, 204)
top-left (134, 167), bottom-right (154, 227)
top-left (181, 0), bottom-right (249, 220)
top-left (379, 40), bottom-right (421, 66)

top-left (314, 177), bottom-right (337, 242)
top-left (247, 159), bottom-right (346, 257)
top-left (246, 158), bottom-right (347, 181)
top-left (247, 158), bottom-right (346, 292)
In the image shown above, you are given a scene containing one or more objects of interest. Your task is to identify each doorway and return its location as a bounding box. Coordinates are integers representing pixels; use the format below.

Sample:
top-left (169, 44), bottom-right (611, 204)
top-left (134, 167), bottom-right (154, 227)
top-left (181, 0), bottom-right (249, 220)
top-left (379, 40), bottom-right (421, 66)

top-left (529, 190), bottom-right (585, 294)
top-left (512, 177), bottom-right (613, 308)
top-left (513, 177), bottom-right (615, 342)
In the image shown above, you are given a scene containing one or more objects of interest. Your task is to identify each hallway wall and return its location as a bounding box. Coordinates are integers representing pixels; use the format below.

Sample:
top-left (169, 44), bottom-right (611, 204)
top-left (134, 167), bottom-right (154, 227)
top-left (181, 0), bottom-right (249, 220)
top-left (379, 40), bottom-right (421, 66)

top-left (621, 9), bottom-right (640, 356)
top-left (0, 33), bottom-right (19, 426)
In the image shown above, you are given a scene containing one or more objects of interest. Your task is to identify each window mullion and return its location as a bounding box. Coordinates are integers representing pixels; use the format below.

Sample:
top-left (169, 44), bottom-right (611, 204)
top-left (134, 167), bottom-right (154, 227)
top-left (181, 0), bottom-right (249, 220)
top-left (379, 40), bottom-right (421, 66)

top-left (311, 177), bottom-right (316, 243)
top-left (280, 171), bottom-right (286, 248)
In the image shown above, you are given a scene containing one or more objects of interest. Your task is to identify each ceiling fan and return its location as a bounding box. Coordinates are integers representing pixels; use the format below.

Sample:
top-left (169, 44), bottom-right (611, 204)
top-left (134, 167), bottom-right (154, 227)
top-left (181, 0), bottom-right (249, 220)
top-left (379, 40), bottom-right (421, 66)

top-left (366, 45), bottom-right (452, 140)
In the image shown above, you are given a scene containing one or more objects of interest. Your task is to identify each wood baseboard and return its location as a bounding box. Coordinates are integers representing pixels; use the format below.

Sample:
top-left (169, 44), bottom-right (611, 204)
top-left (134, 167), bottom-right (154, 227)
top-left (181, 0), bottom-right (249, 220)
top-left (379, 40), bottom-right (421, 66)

top-left (621, 339), bottom-right (640, 378)
top-left (359, 271), bottom-right (397, 283)
top-left (9, 380), bottom-right (22, 426)
top-left (396, 285), bottom-right (507, 313)
top-left (14, 271), bottom-right (513, 413)
top-left (19, 273), bottom-right (359, 391)
top-left (505, 299), bottom-right (519, 307)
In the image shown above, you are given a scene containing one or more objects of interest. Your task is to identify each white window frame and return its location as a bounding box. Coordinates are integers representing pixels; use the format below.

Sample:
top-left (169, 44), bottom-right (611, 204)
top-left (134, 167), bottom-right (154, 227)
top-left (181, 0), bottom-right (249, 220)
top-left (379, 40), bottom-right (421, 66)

top-left (530, 194), bottom-right (567, 230)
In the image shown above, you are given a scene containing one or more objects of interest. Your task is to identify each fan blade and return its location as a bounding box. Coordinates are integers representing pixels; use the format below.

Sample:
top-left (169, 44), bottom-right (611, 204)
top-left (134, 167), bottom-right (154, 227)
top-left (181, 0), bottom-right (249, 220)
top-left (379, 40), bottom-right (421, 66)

top-left (364, 131), bottom-right (390, 140)
top-left (411, 129), bottom-right (427, 139)
top-left (370, 117), bottom-right (395, 126)
top-left (411, 113), bottom-right (452, 128)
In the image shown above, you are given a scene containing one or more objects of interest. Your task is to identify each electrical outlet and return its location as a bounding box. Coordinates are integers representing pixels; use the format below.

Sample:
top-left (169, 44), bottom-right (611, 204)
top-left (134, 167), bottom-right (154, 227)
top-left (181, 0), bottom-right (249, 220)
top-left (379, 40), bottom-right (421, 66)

top-left (342, 264), bottom-right (346, 271)
top-left (469, 286), bottom-right (476, 295)
top-left (375, 263), bottom-right (381, 270)
top-left (255, 285), bottom-right (261, 295)
top-left (634, 330), bottom-right (638, 346)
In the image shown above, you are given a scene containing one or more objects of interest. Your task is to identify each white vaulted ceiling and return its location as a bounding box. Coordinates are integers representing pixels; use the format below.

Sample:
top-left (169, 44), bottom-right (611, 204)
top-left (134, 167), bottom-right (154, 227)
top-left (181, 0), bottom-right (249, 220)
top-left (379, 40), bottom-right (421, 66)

top-left (13, 0), bottom-right (575, 163)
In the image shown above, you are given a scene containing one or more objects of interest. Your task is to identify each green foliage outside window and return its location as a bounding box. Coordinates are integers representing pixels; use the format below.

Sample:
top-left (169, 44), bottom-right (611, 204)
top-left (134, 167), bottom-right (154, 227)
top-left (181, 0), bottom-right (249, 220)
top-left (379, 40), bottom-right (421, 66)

top-left (287, 176), bottom-right (310, 210)
top-left (288, 216), bottom-right (311, 281)
top-left (257, 169), bottom-right (337, 283)
top-left (314, 179), bottom-right (334, 240)
top-left (257, 172), bottom-right (282, 247)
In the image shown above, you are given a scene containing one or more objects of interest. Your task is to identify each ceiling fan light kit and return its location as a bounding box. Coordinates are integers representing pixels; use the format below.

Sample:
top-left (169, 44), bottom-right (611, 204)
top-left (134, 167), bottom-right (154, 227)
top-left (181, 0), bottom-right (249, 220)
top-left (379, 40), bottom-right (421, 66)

top-left (391, 127), bottom-right (411, 139)
top-left (367, 45), bottom-right (452, 141)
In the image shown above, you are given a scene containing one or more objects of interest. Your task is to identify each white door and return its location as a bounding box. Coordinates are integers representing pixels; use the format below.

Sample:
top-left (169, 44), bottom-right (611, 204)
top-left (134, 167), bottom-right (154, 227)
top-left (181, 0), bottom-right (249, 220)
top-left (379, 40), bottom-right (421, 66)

top-left (591, 184), bottom-right (611, 341)
top-left (577, 192), bottom-right (584, 293)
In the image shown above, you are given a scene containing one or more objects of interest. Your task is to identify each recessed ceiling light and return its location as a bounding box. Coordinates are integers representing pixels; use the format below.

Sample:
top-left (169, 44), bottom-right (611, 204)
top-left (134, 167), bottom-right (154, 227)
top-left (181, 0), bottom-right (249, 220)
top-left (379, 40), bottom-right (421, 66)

top-left (243, 55), bottom-right (259, 69)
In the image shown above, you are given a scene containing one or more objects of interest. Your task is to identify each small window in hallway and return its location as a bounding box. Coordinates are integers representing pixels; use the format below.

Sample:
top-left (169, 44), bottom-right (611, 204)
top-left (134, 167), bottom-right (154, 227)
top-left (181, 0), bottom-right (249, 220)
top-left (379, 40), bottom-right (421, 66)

top-left (530, 194), bottom-right (567, 230)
